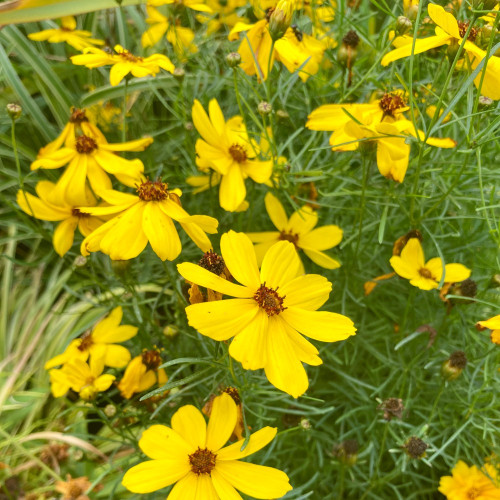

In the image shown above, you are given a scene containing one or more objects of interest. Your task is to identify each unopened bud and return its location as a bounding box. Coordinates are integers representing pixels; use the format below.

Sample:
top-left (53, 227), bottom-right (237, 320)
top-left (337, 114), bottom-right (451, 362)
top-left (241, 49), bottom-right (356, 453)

top-left (268, 0), bottom-right (294, 41)
top-left (300, 418), bottom-right (311, 430)
top-left (404, 1), bottom-right (419, 20)
top-left (276, 109), bottom-right (290, 120)
top-left (442, 350), bottom-right (467, 381)
top-left (479, 95), bottom-right (494, 109)
top-left (226, 52), bottom-right (241, 67)
top-left (334, 439), bottom-right (358, 466)
top-left (173, 67), bottom-right (185, 81)
top-left (448, 279), bottom-right (477, 304)
top-left (258, 101), bottom-right (272, 116)
top-left (73, 255), bottom-right (87, 267)
top-left (104, 404), bottom-right (116, 417)
top-left (163, 325), bottom-right (179, 338)
top-left (396, 16), bottom-right (412, 36)
top-left (403, 437), bottom-right (428, 459)
top-left (6, 103), bottom-right (22, 120)
top-left (491, 273), bottom-right (500, 287)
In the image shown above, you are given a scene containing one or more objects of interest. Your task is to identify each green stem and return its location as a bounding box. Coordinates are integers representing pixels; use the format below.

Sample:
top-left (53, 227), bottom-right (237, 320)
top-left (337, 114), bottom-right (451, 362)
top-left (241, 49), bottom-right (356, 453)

top-left (354, 154), bottom-right (369, 259)
top-left (12, 118), bottom-right (34, 216)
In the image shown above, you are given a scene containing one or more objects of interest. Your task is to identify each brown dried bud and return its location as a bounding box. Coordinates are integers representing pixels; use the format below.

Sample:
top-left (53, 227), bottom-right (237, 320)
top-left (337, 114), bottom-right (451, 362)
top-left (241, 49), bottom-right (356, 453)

top-left (334, 439), bottom-right (359, 466)
top-left (403, 437), bottom-right (428, 459)
top-left (442, 350), bottom-right (467, 380)
top-left (342, 30), bottom-right (360, 48)
top-left (378, 398), bottom-right (404, 421)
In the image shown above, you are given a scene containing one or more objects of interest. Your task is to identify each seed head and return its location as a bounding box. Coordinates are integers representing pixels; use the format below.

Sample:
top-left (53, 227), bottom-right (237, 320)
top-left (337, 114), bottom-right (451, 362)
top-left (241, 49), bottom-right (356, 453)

top-left (403, 437), bottom-right (428, 459)
top-left (378, 397), bottom-right (404, 421)
top-left (442, 350), bottom-right (467, 381)
top-left (334, 439), bottom-right (359, 466)
top-left (342, 30), bottom-right (360, 48)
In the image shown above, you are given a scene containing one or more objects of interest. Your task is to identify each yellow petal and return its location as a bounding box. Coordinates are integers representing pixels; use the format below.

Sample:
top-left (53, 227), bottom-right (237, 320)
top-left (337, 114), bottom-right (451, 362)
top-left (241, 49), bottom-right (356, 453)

top-left (389, 255), bottom-right (420, 280)
top-left (264, 192), bottom-right (288, 230)
top-left (142, 202), bottom-right (181, 261)
top-left (122, 459), bottom-right (190, 493)
top-left (192, 99), bottom-right (222, 147)
top-left (409, 276), bottom-right (439, 290)
top-left (302, 248), bottom-right (341, 269)
top-left (280, 274), bottom-right (331, 311)
top-left (443, 263), bottom-right (471, 283)
top-left (219, 164), bottom-right (246, 212)
top-left (299, 225), bottom-right (343, 250)
top-left (210, 470), bottom-right (244, 500)
top-left (102, 344), bottom-right (131, 368)
top-left (428, 3), bottom-right (460, 39)
top-left (260, 241), bottom-right (302, 290)
top-left (217, 427), bottom-right (277, 461)
top-left (16, 190), bottom-right (69, 221)
top-left (93, 374), bottom-right (115, 391)
top-left (185, 299), bottom-right (259, 341)
top-left (215, 460), bottom-right (292, 498)
top-left (381, 35), bottom-right (451, 66)
top-left (206, 393), bottom-right (237, 452)
top-left (285, 322), bottom-right (322, 366)
top-left (281, 307), bottom-right (356, 342)
top-left (53, 217), bottom-right (78, 257)
top-left (100, 137), bottom-right (153, 152)
top-left (229, 310), bottom-right (268, 369)
top-left (171, 405), bottom-right (207, 450)
top-left (478, 315), bottom-right (500, 330)
top-left (167, 472), bottom-right (215, 500)
top-left (287, 205), bottom-right (318, 234)
top-left (179, 221), bottom-right (213, 253)
top-left (139, 425), bottom-right (192, 460)
top-left (221, 231), bottom-right (261, 289)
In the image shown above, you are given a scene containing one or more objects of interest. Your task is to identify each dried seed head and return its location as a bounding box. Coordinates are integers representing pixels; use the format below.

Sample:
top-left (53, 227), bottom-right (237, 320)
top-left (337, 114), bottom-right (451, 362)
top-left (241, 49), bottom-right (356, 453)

top-left (449, 279), bottom-right (477, 299)
top-left (342, 30), bottom-right (360, 48)
top-left (75, 135), bottom-right (97, 154)
top-left (403, 437), bottom-right (428, 459)
top-left (378, 398), bottom-right (404, 421)
top-left (189, 447), bottom-right (217, 475)
top-left (141, 349), bottom-right (162, 371)
top-left (69, 108), bottom-right (88, 124)
top-left (334, 439), bottom-right (359, 466)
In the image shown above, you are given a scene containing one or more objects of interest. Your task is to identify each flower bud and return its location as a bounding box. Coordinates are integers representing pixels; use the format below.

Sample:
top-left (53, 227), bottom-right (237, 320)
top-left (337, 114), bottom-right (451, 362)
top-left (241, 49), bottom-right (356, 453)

top-left (334, 439), bottom-right (359, 466)
top-left (300, 418), bottom-right (311, 430)
top-left (163, 325), bottom-right (179, 338)
top-left (403, 437), bottom-right (428, 459)
top-left (479, 95), bottom-right (494, 109)
top-left (442, 350), bottom-right (467, 381)
top-left (104, 404), bottom-right (116, 417)
top-left (258, 101), bottom-right (272, 116)
top-left (73, 256), bottom-right (87, 267)
top-left (448, 279), bottom-right (477, 305)
top-left (226, 52), bottom-right (241, 68)
top-left (268, 0), bottom-right (294, 41)
top-left (396, 16), bottom-right (412, 36)
top-left (173, 67), bottom-right (185, 81)
top-left (6, 103), bottom-right (22, 120)
top-left (378, 397), bottom-right (404, 421)
top-left (447, 40), bottom-right (460, 62)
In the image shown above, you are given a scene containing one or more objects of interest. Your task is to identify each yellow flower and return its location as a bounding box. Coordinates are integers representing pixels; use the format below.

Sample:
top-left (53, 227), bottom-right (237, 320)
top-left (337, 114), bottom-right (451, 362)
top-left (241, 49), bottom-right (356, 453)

top-left (50, 357), bottom-right (115, 400)
top-left (16, 181), bottom-right (103, 257)
top-left (118, 349), bottom-right (168, 399)
top-left (192, 99), bottom-right (272, 212)
top-left (247, 192), bottom-right (343, 270)
top-left (141, 6), bottom-right (198, 60)
top-left (439, 460), bottom-right (500, 499)
top-left (31, 126), bottom-right (153, 206)
top-left (149, 0), bottom-right (212, 12)
top-left (306, 91), bottom-right (456, 182)
top-left (296, 0), bottom-right (335, 24)
top-left (28, 16), bottom-right (104, 51)
top-left (477, 315), bottom-right (500, 345)
top-left (177, 231), bottom-right (356, 398)
top-left (390, 238), bottom-right (471, 291)
top-left (85, 100), bottom-right (122, 133)
top-left (80, 179), bottom-right (218, 261)
top-left (71, 44), bottom-right (175, 86)
top-left (381, 4), bottom-right (500, 100)
top-left (196, 0), bottom-right (249, 35)
top-left (122, 393), bottom-right (292, 498)
top-left (45, 306), bottom-right (137, 370)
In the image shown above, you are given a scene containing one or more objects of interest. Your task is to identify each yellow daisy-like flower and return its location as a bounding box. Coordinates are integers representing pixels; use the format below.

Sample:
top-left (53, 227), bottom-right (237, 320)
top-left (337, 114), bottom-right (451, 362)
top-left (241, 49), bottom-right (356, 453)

top-left (31, 126), bottom-right (153, 206)
top-left (28, 16), bottom-right (104, 51)
top-left (390, 238), bottom-right (471, 291)
top-left (381, 4), bottom-right (500, 100)
top-left (177, 231), bottom-right (356, 398)
top-left (306, 91), bottom-right (456, 182)
top-left (118, 349), bottom-right (167, 399)
top-left (122, 393), bottom-right (293, 498)
top-left (49, 357), bottom-right (115, 400)
top-left (196, 0), bottom-right (249, 35)
top-left (477, 315), bottom-right (500, 345)
top-left (71, 44), bottom-right (175, 86)
top-left (16, 181), bottom-right (103, 257)
top-left (149, 0), bottom-right (212, 12)
top-left (439, 460), bottom-right (500, 499)
top-left (79, 179), bottom-right (218, 261)
top-left (45, 306), bottom-right (137, 370)
top-left (247, 192), bottom-right (343, 270)
top-left (192, 99), bottom-right (273, 212)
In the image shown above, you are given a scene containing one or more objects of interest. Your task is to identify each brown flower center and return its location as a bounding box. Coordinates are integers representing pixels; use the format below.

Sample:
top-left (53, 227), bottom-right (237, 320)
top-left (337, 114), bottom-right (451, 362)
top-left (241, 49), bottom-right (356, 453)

top-left (223, 386), bottom-right (241, 405)
top-left (118, 49), bottom-right (143, 63)
top-left (199, 251), bottom-right (226, 276)
top-left (189, 447), bottom-right (217, 475)
top-left (458, 21), bottom-right (478, 42)
top-left (72, 208), bottom-right (90, 218)
top-left (137, 179), bottom-right (169, 201)
top-left (418, 268), bottom-right (434, 280)
top-left (467, 488), bottom-right (480, 500)
top-left (141, 349), bottom-right (162, 371)
top-left (254, 282), bottom-right (286, 316)
top-left (379, 92), bottom-right (407, 116)
top-left (278, 230), bottom-right (299, 248)
top-left (229, 144), bottom-right (247, 163)
top-left (75, 135), bottom-right (97, 154)
top-left (77, 333), bottom-right (94, 352)
top-left (69, 108), bottom-right (89, 124)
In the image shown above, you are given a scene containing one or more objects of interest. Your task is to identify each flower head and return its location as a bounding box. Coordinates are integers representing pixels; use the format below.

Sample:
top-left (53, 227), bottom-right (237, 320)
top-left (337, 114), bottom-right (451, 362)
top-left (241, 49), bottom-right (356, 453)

top-left (247, 192), bottom-right (343, 270)
top-left (71, 44), bottom-right (174, 86)
top-left (439, 460), bottom-right (500, 499)
top-left (177, 231), bottom-right (356, 397)
top-left (390, 238), bottom-right (471, 290)
top-left (122, 393), bottom-right (292, 498)
top-left (55, 474), bottom-right (91, 500)
top-left (477, 315), bottom-right (500, 345)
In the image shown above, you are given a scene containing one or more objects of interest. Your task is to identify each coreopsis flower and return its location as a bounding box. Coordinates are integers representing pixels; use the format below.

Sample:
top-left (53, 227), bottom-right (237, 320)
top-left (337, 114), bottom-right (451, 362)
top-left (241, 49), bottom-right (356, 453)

top-left (79, 179), bottom-right (218, 261)
top-left (31, 127), bottom-right (153, 206)
top-left (192, 99), bottom-right (272, 212)
top-left (28, 16), bottom-right (104, 51)
top-left (55, 475), bottom-right (91, 500)
top-left (390, 238), bottom-right (471, 291)
top-left (246, 192), bottom-right (343, 270)
top-left (141, 7), bottom-right (198, 59)
top-left (439, 460), bottom-right (500, 499)
top-left (122, 393), bottom-right (292, 498)
top-left (477, 315), bottom-right (500, 345)
top-left (118, 349), bottom-right (167, 399)
top-left (177, 231), bottom-right (356, 398)
top-left (16, 181), bottom-right (103, 257)
top-left (50, 357), bottom-right (115, 400)
top-left (71, 45), bottom-right (175, 86)
top-left (149, 0), bottom-right (212, 12)
top-left (296, 0), bottom-right (335, 23)
top-left (196, 0), bottom-right (249, 35)
top-left (85, 100), bottom-right (122, 133)
top-left (306, 91), bottom-right (456, 182)
top-left (381, 4), bottom-right (500, 100)
top-left (45, 306), bottom-right (137, 370)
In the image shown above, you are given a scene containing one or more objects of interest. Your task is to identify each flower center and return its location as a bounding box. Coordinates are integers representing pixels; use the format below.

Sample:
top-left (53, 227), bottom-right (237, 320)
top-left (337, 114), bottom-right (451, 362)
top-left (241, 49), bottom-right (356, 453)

top-left (199, 251), bottom-right (226, 276)
top-left (458, 21), bottom-right (478, 42)
top-left (467, 488), bottom-right (480, 500)
top-left (75, 135), bottom-right (97, 154)
top-left (278, 230), bottom-right (299, 248)
top-left (229, 144), bottom-right (247, 163)
top-left (72, 208), bottom-right (90, 218)
top-left (188, 447), bottom-right (217, 475)
top-left (223, 386), bottom-right (241, 405)
top-left (254, 282), bottom-right (286, 316)
top-left (379, 92), bottom-right (406, 116)
top-left (418, 268), bottom-right (434, 280)
top-left (69, 108), bottom-right (89, 124)
top-left (77, 333), bottom-right (94, 352)
top-left (141, 349), bottom-right (162, 371)
top-left (118, 49), bottom-right (143, 62)
top-left (137, 179), bottom-right (169, 201)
